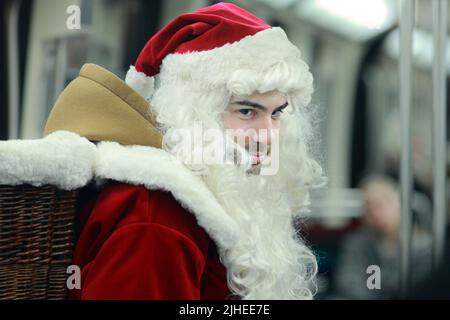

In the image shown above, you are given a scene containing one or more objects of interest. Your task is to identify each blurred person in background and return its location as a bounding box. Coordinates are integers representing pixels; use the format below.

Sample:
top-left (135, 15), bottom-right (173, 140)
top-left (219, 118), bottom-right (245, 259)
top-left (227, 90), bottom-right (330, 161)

top-left (331, 175), bottom-right (432, 299)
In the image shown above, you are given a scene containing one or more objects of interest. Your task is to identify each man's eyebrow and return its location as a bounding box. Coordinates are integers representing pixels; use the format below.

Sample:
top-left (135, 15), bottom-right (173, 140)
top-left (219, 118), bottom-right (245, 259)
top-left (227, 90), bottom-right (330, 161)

top-left (234, 100), bottom-right (288, 112)
top-left (234, 100), bottom-right (267, 111)
top-left (273, 102), bottom-right (289, 112)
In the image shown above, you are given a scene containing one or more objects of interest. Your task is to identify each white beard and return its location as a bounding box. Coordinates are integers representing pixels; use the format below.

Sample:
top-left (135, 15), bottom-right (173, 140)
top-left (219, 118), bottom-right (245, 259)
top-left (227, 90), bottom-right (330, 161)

top-left (202, 162), bottom-right (317, 300)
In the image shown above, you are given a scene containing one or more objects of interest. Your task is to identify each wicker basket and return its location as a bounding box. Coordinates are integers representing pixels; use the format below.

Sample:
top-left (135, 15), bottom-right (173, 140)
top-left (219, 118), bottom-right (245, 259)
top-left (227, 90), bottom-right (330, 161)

top-left (0, 184), bottom-right (77, 300)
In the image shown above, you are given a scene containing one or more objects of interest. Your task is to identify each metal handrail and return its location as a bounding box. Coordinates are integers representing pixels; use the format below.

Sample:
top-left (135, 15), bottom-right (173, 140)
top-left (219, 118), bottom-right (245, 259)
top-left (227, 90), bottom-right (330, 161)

top-left (399, 0), bottom-right (415, 298)
top-left (432, 0), bottom-right (448, 272)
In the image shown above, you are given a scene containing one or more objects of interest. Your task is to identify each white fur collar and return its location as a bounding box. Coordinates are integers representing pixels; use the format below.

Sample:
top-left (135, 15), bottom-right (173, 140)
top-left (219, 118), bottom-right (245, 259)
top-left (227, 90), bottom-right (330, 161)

top-left (94, 140), bottom-right (239, 251)
top-left (0, 131), bottom-right (96, 190)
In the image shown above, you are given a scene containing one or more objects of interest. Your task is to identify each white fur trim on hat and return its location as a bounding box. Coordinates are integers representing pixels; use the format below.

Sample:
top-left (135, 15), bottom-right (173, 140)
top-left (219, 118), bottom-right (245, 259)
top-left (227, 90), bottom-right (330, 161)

top-left (157, 27), bottom-right (313, 96)
top-left (125, 66), bottom-right (155, 100)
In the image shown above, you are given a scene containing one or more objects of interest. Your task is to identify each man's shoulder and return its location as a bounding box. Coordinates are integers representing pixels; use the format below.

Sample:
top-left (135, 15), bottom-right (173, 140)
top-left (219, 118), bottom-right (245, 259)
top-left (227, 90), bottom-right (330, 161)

top-left (91, 180), bottom-right (211, 249)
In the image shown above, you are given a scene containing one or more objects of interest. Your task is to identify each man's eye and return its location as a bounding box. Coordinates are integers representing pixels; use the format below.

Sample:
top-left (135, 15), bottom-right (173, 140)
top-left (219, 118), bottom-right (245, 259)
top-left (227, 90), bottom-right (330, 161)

top-left (238, 109), bottom-right (255, 119)
top-left (272, 109), bottom-right (284, 119)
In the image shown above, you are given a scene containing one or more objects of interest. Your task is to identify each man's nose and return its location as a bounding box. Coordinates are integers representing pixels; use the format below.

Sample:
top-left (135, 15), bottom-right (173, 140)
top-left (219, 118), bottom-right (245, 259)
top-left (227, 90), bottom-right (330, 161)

top-left (253, 116), bottom-right (276, 145)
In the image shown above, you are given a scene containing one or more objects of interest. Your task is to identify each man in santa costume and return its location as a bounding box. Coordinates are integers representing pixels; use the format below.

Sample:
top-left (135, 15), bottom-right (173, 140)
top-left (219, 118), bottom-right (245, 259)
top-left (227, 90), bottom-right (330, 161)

top-left (44, 2), bottom-right (326, 300)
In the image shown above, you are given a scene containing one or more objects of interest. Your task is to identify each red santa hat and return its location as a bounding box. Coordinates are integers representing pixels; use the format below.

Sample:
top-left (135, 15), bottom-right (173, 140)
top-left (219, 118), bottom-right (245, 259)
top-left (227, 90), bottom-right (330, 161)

top-left (125, 2), bottom-right (312, 102)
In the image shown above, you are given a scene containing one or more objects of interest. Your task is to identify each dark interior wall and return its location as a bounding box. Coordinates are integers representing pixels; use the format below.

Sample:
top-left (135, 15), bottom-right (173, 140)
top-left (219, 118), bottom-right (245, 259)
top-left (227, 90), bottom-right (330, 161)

top-left (1, 0), bottom-right (33, 140)
top-left (350, 29), bottom-right (393, 187)
top-left (18, 0), bottom-right (32, 135)
top-left (1, 2), bottom-right (8, 140)
top-left (121, 0), bottom-right (162, 70)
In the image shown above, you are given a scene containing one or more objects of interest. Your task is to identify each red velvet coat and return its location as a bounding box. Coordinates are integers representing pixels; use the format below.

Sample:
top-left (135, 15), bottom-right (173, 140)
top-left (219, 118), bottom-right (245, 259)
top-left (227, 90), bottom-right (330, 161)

top-left (69, 181), bottom-right (235, 300)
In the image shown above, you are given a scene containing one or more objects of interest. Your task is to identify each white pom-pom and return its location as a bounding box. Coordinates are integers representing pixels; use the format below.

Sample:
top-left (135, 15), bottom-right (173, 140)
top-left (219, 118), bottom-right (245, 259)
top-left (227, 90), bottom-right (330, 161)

top-left (125, 66), bottom-right (155, 100)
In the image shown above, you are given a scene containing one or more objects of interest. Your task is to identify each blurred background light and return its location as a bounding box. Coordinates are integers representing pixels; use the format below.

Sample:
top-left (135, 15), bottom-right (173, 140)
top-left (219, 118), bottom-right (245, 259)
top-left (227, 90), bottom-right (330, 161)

top-left (295, 0), bottom-right (396, 41)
